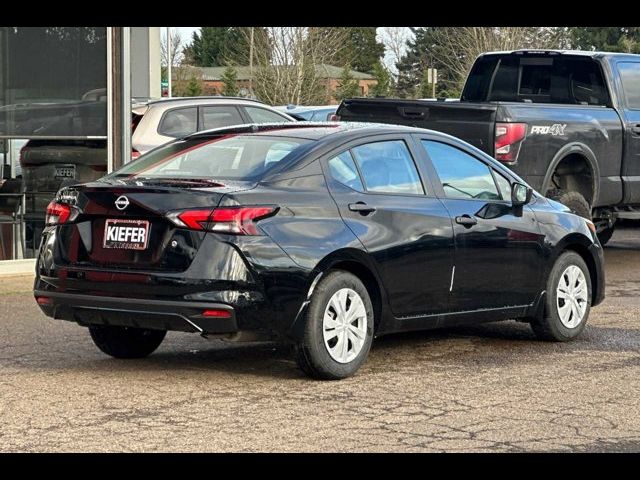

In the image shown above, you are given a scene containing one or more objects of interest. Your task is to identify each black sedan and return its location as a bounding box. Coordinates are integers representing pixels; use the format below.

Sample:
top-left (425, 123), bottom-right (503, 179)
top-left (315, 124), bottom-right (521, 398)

top-left (34, 123), bottom-right (605, 379)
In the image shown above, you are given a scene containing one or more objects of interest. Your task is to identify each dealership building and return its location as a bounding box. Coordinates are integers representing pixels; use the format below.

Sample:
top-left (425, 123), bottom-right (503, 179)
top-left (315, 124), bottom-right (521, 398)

top-left (0, 27), bottom-right (161, 273)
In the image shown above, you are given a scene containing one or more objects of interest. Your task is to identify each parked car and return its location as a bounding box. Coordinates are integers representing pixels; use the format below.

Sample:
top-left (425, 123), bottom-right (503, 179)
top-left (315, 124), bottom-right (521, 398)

top-left (19, 96), bottom-right (294, 253)
top-left (35, 123), bottom-right (604, 379)
top-left (276, 105), bottom-right (338, 121)
top-left (335, 49), bottom-right (640, 245)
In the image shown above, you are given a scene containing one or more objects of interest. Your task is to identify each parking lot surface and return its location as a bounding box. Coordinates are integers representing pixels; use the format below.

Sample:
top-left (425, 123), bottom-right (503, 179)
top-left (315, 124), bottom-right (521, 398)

top-left (1, 227), bottom-right (640, 452)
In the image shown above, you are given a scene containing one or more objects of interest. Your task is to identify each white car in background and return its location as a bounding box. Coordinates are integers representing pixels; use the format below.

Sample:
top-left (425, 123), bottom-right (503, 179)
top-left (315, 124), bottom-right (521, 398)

top-left (131, 97), bottom-right (294, 158)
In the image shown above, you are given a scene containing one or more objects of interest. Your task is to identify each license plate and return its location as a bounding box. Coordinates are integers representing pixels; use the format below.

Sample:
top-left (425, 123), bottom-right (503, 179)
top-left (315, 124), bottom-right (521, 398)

top-left (103, 219), bottom-right (150, 250)
top-left (54, 164), bottom-right (76, 179)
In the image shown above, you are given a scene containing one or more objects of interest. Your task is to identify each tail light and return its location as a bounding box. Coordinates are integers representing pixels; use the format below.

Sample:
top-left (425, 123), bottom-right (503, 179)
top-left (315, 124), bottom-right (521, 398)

top-left (131, 149), bottom-right (142, 161)
top-left (45, 201), bottom-right (78, 226)
top-left (495, 123), bottom-right (527, 164)
top-left (167, 206), bottom-right (278, 235)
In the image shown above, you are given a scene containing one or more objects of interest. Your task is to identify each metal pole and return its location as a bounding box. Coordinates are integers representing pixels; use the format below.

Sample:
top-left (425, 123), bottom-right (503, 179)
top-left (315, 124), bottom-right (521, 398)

top-left (249, 27), bottom-right (254, 96)
top-left (167, 27), bottom-right (172, 98)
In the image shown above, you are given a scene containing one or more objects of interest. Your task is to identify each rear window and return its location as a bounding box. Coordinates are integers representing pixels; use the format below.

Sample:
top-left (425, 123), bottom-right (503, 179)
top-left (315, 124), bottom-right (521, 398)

top-left (105, 134), bottom-right (312, 181)
top-left (463, 55), bottom-right (610, 106)
top-left (618, 62), bottom-right (640, 109)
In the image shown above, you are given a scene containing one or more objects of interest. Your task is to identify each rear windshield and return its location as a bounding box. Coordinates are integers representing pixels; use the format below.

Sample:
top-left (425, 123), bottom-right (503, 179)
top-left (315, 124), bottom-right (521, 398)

top-left (104, 134), bottom-right (312, 181)
top-left (462, 54), bottom-right (610, 106)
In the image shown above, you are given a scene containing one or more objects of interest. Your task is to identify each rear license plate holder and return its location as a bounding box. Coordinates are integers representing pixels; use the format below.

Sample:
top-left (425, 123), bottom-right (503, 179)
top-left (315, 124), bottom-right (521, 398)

top-left (103, 219), bottom-right (150, 250)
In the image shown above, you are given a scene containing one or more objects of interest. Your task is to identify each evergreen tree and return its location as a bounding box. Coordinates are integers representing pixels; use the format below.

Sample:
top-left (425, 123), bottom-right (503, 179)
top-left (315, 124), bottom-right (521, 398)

top-left (221, 66), bottom-right (239, 96)
top-left (185, 27), bottom-right (249, 67)
top-left (395, 27), bottom-right (448, 98)
top-left (370, 61), bottom-right (391, 97)
top-left (184, 75), bottom-right (202, 97)
top-left (317, 27), bottom-right (384, 73)
top-left (334, 65), bottom-right (361, 101)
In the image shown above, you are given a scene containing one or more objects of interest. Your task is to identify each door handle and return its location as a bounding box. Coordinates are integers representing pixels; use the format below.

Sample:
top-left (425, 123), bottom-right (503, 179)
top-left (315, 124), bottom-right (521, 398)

top-left (632, 124), bottom-right (640, 135)
top-left (348, 202), bottom-right (376, 214)
top-left (455, 214), bottom-right (478, 227)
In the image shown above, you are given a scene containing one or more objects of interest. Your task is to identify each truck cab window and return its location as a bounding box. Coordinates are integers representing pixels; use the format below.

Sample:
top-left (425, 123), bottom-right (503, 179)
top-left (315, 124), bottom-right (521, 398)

top-left (618, 62), bottom-right (640, 109)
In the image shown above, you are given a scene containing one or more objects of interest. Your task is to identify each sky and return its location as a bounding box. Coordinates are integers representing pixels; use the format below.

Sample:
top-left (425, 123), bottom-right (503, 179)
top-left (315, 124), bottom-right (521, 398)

top-left (167, 27), bottom-right (413, 73)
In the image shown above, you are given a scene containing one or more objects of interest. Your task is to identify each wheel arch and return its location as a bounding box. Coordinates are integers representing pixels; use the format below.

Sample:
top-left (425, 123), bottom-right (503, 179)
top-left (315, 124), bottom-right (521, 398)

top-left (289, 249), bottom-right (388, 340)
top-left (551, 234), bottom-right (601, 307)
top-left (542, 143), bottom-right (600, 206)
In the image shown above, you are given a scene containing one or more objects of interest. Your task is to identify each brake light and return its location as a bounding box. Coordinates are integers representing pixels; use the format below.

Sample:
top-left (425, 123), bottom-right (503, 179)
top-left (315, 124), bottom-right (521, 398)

top-left (202, 309), bottom-right (232, 318)
top-left (495, 123), bottom-right (527, 164)
top-left (45, 201), bottom-right (77, 225)
top-left (131, 149), bottom-right (142, 161)
top-left (168, 206), bottom-right (277, 235)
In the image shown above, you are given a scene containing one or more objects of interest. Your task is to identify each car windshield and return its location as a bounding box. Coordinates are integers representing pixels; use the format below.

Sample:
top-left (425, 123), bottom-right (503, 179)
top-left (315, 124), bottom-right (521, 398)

top-left (104, 134), bottom-right (312, 182)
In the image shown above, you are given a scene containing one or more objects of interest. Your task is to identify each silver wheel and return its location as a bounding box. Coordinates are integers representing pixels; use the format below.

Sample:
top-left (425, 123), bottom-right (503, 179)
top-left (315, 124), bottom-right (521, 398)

top-left (322, 288), bottom-right (368, 364)
top-left (556, 265), bottom-right (588, 329)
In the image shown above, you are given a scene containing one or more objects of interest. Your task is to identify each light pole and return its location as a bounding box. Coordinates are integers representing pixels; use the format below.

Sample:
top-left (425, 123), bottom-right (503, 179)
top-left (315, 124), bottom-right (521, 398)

top-left (166, 27), bottom-right (172, 98)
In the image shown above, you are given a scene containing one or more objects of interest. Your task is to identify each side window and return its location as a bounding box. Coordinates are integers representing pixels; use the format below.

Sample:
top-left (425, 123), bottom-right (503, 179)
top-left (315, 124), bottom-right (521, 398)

top-left (618, 62), bottom-right (640, 109)
top-left (244, 106), bottom-right (290, 123)
top-left (351, 140), bottom-right (424, 195)
top-left (328, 151), bottom-right (364, 192)
top-left (201, 106), bottom-right (244, 130)
top-left (422, 140), bottom-right (500, 200)
top-left (158, 107), bottom-right (197, 137)
top-left (494, 171), bottom-right (512, 201)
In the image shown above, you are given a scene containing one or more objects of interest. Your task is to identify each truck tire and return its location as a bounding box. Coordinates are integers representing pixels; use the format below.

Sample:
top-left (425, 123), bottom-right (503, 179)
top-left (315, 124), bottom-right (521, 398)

top-left (295, 270), bottom-right (374, 380)
top-left (597, 225), bottom-right (615, 246)
top-left (547, 189), bottom-right (591, 220)
top-left (89, 325), bottom-right (166, 359)
top-left (531, 251), bottom-right (592, 342)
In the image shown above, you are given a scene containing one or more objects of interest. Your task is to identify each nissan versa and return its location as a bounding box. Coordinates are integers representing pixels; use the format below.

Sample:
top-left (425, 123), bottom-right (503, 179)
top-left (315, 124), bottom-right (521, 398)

top-left (34, 123), bottom-right (605, 379)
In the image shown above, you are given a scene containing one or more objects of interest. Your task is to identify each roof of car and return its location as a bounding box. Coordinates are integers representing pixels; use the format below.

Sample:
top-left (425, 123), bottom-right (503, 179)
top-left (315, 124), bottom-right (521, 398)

top-left (185, 122), bottom-right (428, 142)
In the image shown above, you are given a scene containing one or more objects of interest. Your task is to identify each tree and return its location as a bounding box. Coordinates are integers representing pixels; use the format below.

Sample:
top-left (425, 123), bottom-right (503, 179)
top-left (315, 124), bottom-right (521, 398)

top-left (243, 27), bottom-right (348, 105)
top-left (570, 27), bottom-right (640, 53)
top-left (334, 64), bottom-right (361, 101)
top-left (221, 66), bottom-right (239, 96)
top-left (318, 27), bottom-right (384, 73)
top-left (161, 28), bottom-right (184, 69)
top-left (185, 27), bottom-right (249, 67)
top-left (369, 61), bottom-right (391, 97)
top-left (184, 75), bottom-right (203, 97)
top-left (378, 27), bottom-right (413, 74)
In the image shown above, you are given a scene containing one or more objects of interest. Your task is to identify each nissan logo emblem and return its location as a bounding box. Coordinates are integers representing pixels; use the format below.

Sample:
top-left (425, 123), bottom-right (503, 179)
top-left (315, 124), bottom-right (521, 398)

top-left (115, 195), bottom-right (130, 211)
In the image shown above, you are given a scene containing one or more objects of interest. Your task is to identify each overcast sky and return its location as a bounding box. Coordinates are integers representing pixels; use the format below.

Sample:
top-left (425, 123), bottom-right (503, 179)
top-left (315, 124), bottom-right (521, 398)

top-left (168, 27), bottom-right (413, 73)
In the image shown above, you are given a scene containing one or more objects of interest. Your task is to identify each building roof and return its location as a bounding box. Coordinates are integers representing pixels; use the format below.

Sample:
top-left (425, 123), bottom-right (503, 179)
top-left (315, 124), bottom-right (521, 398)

top-left (182, 64), bottom-right (375, 81)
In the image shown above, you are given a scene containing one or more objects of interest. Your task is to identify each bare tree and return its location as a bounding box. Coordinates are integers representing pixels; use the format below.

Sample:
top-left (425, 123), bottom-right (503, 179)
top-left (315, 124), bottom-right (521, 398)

top-left (379, 27), bottom-right (413, 73)
top-left (239, 27), bottom-right (349, 105)
top-left (429, 27), bottom-right (566, 93)
top-left (161, 28), bottom-right (184, 68)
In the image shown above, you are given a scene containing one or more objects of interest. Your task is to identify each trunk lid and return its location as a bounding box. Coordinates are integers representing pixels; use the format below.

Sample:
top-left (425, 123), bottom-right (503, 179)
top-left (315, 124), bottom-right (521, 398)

top-left (56, 179), bottom-right (255, 272)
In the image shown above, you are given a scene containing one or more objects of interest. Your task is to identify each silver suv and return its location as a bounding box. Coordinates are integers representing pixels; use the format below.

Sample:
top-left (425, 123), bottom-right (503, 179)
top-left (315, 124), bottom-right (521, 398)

top-left (132, 97), bottom-right (294, 157)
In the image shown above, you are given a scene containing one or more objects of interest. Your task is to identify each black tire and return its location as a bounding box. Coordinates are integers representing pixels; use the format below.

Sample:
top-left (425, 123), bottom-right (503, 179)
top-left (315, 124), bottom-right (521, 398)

top-left (597, 224), bottom-right (615, 246)
top-left (295, 270), bottom-right (374, 380)
top-left (89, 325), bottom-right (166, 359)
top-left (531, 251), bottom-right (592, 342)
top-left (546, 189), bottom-right (591, 219)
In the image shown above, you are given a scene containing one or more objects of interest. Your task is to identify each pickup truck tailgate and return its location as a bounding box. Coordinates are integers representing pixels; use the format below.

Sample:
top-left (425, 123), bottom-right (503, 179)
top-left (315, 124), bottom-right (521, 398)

top-left (337, 98), bottom-right (499, 155)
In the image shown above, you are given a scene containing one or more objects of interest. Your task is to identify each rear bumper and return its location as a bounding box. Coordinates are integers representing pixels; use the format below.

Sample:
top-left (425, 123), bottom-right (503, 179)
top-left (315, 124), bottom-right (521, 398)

top-left (35, 290), bottom-right (238, 335)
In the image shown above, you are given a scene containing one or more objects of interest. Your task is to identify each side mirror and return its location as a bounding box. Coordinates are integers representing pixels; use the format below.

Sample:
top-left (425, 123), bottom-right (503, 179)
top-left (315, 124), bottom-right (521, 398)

top-left (511, 182), bottom-right (533, 206)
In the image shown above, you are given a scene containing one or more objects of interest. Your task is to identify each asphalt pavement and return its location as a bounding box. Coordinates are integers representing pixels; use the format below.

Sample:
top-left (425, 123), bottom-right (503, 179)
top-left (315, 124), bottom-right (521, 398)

top-left (1, 227), bottom-right (640, 452)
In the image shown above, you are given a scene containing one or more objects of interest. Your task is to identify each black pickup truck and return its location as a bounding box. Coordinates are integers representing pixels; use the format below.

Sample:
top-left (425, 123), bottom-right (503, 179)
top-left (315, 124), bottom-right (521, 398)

top-left (336, 49), bottom-right (640, 244)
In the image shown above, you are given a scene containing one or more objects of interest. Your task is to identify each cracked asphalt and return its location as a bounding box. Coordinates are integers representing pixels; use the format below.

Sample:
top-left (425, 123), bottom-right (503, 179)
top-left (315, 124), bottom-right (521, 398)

top-left (1, 226), bottom-right (640, 452)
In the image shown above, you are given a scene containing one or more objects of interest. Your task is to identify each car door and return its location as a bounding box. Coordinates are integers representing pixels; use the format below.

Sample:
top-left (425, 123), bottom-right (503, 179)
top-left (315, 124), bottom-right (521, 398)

top-left (322, 135), bottom-right (454, 320)
top-left (418, 137), bottom-right (544, 312)
top-left (614, 61), bottom-right (640, 204)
